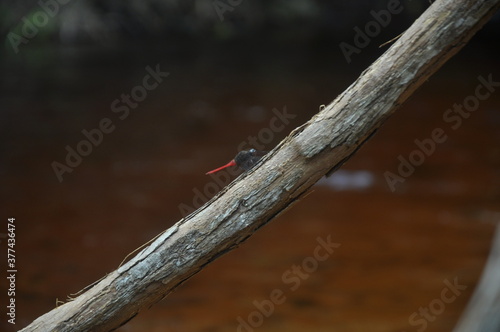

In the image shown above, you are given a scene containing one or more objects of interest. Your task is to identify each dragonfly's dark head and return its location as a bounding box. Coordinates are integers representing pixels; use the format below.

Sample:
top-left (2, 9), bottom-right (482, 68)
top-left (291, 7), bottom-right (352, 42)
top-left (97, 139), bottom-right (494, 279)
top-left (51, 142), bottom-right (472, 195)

top-left (206, 149), bottom-right (265, 175)
top-left (234, 150), bottom-right (253, 165)
top-left (234, 149), bottom-right (265, 171)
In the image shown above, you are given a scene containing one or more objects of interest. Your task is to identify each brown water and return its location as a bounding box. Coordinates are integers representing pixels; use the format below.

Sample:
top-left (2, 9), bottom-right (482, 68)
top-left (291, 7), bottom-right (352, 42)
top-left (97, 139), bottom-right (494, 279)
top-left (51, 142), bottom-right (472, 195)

top-left (1, 40), bottom-right (499, 332)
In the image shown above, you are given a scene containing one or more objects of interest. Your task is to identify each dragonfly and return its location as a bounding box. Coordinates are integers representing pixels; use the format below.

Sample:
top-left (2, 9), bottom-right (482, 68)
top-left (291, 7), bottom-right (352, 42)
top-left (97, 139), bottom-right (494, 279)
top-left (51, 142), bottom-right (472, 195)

top-left (206, 149), bottom-right (267, 175)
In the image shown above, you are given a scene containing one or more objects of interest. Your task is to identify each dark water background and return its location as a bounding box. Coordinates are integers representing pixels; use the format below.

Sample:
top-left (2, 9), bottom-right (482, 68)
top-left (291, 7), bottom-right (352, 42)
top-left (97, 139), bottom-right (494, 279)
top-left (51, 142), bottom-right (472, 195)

top-left (1, 2), bottom-right (500, 331)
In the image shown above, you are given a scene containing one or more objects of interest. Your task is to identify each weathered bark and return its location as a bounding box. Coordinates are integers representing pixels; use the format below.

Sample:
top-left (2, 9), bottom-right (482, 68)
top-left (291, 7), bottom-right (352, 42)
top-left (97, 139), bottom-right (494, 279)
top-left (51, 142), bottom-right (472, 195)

top-left (453, 225), bottom-right (500, 332)
top-left (20, 0), bottom-right (500, 331)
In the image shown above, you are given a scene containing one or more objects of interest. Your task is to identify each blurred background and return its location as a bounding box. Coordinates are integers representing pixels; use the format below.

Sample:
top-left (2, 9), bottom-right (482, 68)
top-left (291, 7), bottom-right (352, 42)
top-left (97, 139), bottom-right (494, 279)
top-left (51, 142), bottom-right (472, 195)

top-left (1, 0), bottom-right (500, 331)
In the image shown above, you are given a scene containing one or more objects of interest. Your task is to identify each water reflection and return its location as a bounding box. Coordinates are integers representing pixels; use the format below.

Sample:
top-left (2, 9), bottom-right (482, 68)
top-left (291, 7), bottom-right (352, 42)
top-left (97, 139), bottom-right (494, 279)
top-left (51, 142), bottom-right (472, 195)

top-left (317, 170), bottom-right (375, 191)
top-left (1, 38), bottom-right (499, 332)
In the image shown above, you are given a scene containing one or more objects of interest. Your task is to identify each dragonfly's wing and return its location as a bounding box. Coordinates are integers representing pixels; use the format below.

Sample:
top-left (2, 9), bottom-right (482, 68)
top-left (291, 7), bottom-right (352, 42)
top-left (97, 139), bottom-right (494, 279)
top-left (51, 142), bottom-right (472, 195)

top-left (240, 150), bottom-right (267, 170)
top-left (254, 150), bottom-right (268, 157)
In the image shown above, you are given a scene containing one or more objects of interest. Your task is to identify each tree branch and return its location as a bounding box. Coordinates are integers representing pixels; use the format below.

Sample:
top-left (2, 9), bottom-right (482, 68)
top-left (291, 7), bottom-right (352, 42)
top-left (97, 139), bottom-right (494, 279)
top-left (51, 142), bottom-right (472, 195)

top-left (21, 0), bottom-right (500, 331)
